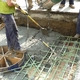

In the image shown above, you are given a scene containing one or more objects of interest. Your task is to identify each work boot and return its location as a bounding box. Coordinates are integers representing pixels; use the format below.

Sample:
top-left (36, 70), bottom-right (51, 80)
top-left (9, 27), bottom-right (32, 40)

top-left (74, 34), bottom-right (80, 38)
top-left (59, 4), bottom-right (65, 9)
top-left (69, 5), bottom-right (75, 9)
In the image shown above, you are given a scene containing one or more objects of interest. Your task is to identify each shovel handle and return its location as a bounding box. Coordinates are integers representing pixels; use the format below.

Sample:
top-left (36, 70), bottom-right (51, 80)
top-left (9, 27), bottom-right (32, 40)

top-left (27, 15), bottom-right (42, 28)
top-left (40, 39), bottom-right (49, 48)
top-left (18, 7), bottom-right (28, 15)
top-left (16, 5), bottom-right (43, 29)
top-left (42, 41), bottom-right (49, 48)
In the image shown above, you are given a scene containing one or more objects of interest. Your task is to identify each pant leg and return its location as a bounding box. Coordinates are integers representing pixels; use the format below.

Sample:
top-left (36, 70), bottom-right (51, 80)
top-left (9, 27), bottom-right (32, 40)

top-left (27, 0), bottom-right (33, 7)
top-left (69, 0), bottom-right (74, 5)
top-left (76, 10), bottom-right (80, 34)
top-left (1, 14), bottom-right (20, 50)
top-left (36, 0), bottom-right (40, 4)
top-left (61, 0), bottom-right (66, 4)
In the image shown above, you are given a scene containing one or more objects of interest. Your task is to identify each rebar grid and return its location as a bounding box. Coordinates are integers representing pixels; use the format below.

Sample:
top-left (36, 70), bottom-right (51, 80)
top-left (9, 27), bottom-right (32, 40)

top-left (13, 36), bottom-right (80, 80)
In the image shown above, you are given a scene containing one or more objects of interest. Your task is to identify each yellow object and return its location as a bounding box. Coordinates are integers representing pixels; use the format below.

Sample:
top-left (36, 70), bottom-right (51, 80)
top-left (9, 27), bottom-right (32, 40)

top-left (0, 0), bottom-right (15, 14)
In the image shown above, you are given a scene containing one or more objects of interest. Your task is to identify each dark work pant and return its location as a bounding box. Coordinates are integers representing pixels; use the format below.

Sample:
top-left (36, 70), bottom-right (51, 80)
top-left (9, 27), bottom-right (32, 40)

top-left (61, 0), bottom-right (74, 5)
top-left (1, 14), bottom-right (20, 50)
top-left (76, 10), bottom-right (80, 34)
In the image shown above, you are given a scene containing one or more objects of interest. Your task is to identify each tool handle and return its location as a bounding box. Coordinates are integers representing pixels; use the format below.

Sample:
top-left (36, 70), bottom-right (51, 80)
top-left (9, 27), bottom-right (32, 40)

top-left (18, 7), bottom-right (28, 15)
top-left (28, 15), bottom-right (42, 28)
top-left (42, 41), bottom-right (49, 48)
top-left (40, 39), bottom-right (49, 48)
top-left (12, 1), bottom-right (27, 14)
top-left (15, 4), bottom-right (43, 29)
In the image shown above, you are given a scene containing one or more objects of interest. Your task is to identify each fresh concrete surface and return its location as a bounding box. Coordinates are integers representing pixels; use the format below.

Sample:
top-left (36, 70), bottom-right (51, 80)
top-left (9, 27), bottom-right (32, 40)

top-left (0, 26), bottom-right (80, 80)
top-left (0, 26), bottom-right (63, 80)
top-left (0, 0), bottom-right (80, 79)
top-left (0, 26), bottom-right (62, 51)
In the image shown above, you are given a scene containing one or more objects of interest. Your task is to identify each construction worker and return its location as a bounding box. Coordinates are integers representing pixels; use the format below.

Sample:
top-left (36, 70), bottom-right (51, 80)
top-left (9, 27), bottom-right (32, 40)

top-left (74, 10), bottom-right (80, 38)
top-left (59, 0), bottom-right (75, 9)
top-left (0, 0), bottom-right (21, 53)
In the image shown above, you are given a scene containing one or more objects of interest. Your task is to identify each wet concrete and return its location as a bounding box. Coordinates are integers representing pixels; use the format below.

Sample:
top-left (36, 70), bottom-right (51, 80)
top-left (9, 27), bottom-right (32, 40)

top-left (0, 26), bottom-right (63, 80)
top-left (0, 26), bottom-right (80, 80)
top-left (0, 0), bottom-right (80, 79)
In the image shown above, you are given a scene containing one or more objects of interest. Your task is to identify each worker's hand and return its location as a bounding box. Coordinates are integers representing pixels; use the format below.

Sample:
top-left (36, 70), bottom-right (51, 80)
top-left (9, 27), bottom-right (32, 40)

top-left (11, 0), bottom-right (20, 9)
top-left (15, 3), bottom-right (20, 9)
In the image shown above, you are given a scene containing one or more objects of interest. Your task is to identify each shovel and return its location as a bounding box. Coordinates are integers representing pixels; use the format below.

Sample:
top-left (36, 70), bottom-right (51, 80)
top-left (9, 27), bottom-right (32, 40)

top-left (15, 5), bottom-right (48, 36)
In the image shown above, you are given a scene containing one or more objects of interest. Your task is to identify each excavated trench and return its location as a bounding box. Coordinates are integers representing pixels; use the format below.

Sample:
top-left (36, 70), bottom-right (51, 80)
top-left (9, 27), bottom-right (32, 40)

top-left (0, 10), bottom-right (80, 80)
top-left (13, 10), bottom-right (78, 36)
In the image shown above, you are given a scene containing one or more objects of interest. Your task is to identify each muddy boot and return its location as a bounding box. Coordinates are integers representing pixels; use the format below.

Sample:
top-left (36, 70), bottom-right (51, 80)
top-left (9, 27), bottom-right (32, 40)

top-left (59, 4), bottom-right (65, 9)
top-left (69, 4), bottom-right (75, 9)
top-left (74, 34), bottom-right (80, 38)
top-left (27, 0), bottom-right (33, 10)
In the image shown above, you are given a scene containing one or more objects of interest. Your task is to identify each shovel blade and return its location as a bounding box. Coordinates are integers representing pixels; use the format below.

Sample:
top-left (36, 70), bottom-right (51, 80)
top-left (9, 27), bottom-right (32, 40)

top-left (41, 28), bottom-right (49, 36)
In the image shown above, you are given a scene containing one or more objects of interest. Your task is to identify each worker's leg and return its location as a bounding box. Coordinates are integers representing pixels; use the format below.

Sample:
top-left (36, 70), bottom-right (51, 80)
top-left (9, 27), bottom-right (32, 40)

top-left (74, 10), bottom-right (80, 38)
top-left (60, 0), bottom-right (65, 4)
top-left (59, 0), bottom-right (65, 8)
top-left (36, 0), bottom-right (40, 4)
top-left (1, 14), bottom-right (20, 50)
top-left (69, 0), bottom-right (75, 9)
top-left (69, 0), bottom-right (74, 5)
top-left (27, 0), bottom-right (33, 9)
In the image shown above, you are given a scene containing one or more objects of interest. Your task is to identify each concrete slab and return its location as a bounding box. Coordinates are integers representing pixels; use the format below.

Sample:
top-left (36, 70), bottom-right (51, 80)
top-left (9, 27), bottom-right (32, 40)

top-left (52, 0), bottom-right (80, 13)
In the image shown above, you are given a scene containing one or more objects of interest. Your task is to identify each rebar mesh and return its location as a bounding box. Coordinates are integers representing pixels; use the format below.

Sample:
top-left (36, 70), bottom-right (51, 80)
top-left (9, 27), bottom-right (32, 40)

top-left (13, 36), bottom-right (80, 80)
